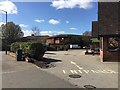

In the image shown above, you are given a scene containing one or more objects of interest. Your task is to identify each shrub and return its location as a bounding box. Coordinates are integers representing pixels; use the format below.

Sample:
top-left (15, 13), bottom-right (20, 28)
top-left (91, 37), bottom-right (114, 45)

top-left (20, 42), bottom-right (33, 55)
top-left (10, 42), bottom-right (46, 60)
top-left (11, 42), bottom-right (20, 53)
top-left (28, 43), bottom-right (46, 60)
top-left (64, 45), bottom-right (69, 51)
top-left (46, 45), bottom-right (57, 51)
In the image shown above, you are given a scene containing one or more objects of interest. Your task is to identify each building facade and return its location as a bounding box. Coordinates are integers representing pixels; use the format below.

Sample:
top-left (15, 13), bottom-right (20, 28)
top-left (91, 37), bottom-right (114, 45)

top-left (91, 21), bottom-right (100, 50)
top-left (98, 1), bottom-right (120, 62)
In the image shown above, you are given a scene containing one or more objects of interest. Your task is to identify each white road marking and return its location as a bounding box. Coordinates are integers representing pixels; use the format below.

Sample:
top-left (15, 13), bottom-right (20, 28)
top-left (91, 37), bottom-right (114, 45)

top-left (2, 69), bottom-right (29, 74)
top-left (83, 70), bottom-right (89, 74)
top-left (2, 71), bottom-right (19, 74)
top-left (78, 70), bottom-right (83, 73)
top-left (91, 70), bottom-right (100, 73)
top-left (70, 70), bottom-right (78, 74)
top-left (91, 70), bottom-right (118, 74)
top-left (71, 61), bottom-right (83, 69)
top-left (63, 70), bottom-right (66, 74)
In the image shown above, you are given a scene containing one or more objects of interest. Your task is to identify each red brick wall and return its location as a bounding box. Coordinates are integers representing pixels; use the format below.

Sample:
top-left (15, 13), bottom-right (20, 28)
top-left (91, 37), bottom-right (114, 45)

top-left (46, 38), bottom-right (54, 45)
top-left (98, 2), bottom-right (120, 62)
top-left (102, 37), bottom-right (119, 61)
top-left (98, 2), bottom-right (119, 35)
top-left (92, 21), bottom-right (98, 37)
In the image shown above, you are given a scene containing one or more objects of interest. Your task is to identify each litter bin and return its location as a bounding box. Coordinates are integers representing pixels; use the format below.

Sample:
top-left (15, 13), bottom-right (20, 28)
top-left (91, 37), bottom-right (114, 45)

top-left (16, 49), bottom-right (22, 61)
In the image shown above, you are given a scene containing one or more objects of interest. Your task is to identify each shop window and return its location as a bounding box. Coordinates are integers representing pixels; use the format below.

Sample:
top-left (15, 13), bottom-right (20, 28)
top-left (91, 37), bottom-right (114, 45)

top-left (108, 37), bottom-right (119, 51)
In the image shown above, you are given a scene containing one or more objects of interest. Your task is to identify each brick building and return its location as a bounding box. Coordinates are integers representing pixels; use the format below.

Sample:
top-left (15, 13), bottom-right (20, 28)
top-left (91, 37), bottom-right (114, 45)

top-left (92, 21), bottom-right (99, 37)
top-left (98, 1), bottom-right (120, 62)
top-left (91, 21), bottom-right (100, 50)
top-left (46, 34), bottom-right (68, 45)
top-left (46, 34), bottom-right (91, 47)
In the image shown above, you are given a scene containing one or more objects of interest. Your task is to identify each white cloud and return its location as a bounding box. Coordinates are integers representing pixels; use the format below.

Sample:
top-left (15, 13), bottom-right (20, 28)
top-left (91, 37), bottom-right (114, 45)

top-left (22, 30), bottom-right (32, 37)
top-left (70, 27), bottom-right (78, 30)
top-left (35, 19), bottom-right (45, 23)
top-left (19, 24), bottom-right (28, 28)
top-left (49, 19), bottom-right (60, 25)
top-left (0, 22), bottom-right (5, 26)
top-left (51, 0), bottom-right (94, 9)
top-left (66, 21), bottom-right (69, 24)
top-left (40, 30), bottom-right (65, 36)
top-left (22, 30), bottom-right (65, 37)
top-left (0, 0), bottom-right (17, 14)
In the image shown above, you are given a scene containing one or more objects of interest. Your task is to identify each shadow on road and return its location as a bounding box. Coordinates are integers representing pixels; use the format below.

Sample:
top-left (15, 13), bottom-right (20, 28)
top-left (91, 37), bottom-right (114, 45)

top-left (45, 52), bottom-right (56, 55)
top-left (27, 57), bottom-right (62, 68)
top-left (42, 57), bottom-right (62, 64)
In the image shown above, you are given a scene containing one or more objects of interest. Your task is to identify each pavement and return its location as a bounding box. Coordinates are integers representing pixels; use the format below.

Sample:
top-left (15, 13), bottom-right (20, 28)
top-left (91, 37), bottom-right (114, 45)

top-left (1, 51), bottom-right (77, 88)
top-left (42, 49), bottom-right (119, 88)
top-left (1, 50), bottom-right (119, 89)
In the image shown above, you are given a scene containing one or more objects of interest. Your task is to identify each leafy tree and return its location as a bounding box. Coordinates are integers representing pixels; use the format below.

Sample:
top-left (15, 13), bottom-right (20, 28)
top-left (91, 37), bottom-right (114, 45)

top-left (83, 31), bottom-right (91, 36)
top-left (1, 22), bottom-right (24, 45)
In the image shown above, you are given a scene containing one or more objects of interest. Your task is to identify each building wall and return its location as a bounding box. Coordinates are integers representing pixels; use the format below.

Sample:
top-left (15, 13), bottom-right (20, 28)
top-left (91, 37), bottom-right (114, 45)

top-left (46, 38), bottom-right (54, 45)
top-left (92, 21), bottom-right (99, 37)
top-left (98, 2), bottom-right (120, 62)
top-left (118, 2), bottom-right (120, 61)
top-left (102, 37), bottom-right (119, 61)
top-left (98, 2), bottom-right (119, 35)
top-left (92, 21), bottom-right (100, 49)
top-left (55, 38), bottom-right (60, 44)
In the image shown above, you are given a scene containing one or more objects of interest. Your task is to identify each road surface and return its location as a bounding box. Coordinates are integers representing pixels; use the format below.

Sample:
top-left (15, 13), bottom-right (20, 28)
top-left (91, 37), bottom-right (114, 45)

top-left (1, 51), bottom-right (77, 88)
top-left (43, 50), bottom-right (119, 88)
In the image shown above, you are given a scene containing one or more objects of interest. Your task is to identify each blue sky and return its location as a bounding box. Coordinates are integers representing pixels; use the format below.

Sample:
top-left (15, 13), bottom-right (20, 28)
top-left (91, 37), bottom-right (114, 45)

top-left (0, 0), bottom-right (98, 37)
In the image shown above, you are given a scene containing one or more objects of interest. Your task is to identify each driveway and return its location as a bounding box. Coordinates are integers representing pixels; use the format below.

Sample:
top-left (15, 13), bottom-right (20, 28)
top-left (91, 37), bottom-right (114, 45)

top-left (42, 49), bottom-right (119, 88)
top-left (1, 51), bottom-right (77, 88)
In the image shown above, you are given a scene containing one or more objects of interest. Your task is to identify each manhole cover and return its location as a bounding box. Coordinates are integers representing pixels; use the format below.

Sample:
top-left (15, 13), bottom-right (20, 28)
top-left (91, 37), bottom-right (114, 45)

top-left (69, 74), bottom-right (81, 78)
top-left (84, 85), bottom-right (96, 89)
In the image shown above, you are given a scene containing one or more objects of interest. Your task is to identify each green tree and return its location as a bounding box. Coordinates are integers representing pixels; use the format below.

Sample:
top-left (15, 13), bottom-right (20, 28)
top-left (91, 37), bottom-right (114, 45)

top-left (1, 22), bottom-right (24, 45)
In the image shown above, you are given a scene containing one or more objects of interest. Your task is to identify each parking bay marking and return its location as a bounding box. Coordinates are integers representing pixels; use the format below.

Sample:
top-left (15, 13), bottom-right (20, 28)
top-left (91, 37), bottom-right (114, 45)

top-left (62, 69), bottom-right (118, 74)
top-left (62, 61), bottom-right (118, 74)
top-left (63, 70), bottom-right (66, 74)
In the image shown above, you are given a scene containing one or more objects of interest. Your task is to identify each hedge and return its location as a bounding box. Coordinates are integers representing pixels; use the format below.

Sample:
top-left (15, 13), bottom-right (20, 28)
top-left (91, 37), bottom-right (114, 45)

top-left (10, 42), bottom-right (46, 60)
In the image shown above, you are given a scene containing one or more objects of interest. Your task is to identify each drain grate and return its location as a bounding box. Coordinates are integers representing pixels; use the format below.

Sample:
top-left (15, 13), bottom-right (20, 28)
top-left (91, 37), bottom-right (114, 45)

top-left (69, 74), bottom-right (81, 78)
top-left (84, 85), bottom-right (96, 89)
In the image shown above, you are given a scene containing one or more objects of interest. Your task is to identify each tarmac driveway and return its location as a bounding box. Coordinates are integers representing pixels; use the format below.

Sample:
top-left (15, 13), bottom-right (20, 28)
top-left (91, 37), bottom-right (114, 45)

top-left (42, 49), bottom-right (119, 88)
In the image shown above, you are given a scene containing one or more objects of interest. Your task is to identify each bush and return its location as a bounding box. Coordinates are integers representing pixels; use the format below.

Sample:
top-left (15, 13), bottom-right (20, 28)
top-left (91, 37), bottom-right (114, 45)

top-left (64, 45), bottom-right (69, 51)
top-left (10, 42), bottom-right (46, 60)
top-left (28, 43), bottom-right (46, 60)
top-left (11, 42), bottom-right (20, 53)
top-left (46, 45), bottom-right (57, 51)
top-left (20, 42), bottom-right (33, 55)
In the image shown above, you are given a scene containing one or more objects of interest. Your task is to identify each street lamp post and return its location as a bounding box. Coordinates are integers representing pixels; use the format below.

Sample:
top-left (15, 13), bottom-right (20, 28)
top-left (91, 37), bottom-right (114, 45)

top-left (1, 10), bottom-right (8, 55)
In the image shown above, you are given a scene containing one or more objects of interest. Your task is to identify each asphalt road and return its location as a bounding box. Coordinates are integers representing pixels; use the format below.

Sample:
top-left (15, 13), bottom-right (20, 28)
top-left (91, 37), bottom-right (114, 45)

top-left (43, 50), bottom-right (119, 88)
top-left (1, 51), bottom-right (77, 88)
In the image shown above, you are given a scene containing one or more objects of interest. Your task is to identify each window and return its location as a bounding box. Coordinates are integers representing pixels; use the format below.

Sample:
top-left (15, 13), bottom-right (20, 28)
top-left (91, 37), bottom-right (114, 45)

top-left (108, 37), bottom-right (119, 51)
